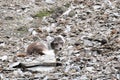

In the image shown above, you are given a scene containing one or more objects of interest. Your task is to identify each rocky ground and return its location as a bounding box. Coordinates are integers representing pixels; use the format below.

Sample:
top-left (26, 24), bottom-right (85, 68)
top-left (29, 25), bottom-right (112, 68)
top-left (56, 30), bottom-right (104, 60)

top-left (0, 0), bottom-right (120, 80)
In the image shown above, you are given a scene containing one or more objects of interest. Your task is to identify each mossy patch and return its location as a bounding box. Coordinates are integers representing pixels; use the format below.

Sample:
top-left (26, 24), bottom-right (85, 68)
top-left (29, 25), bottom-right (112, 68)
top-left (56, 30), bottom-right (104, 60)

top-left (17, 26), bottom-right (27, 30)
top-left (34, 10), bottom-right (54, 18)
top-left (14, 26), bottom-right (28, 37)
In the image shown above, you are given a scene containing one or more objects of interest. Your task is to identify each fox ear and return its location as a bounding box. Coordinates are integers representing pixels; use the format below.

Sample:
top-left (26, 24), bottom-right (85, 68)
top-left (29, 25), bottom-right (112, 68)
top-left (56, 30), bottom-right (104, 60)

top-left (58, 35), bottom-right (65, 43)
top-left (46, 36), bottom-right (54, 43)
top-left (46, 36), bottom-right (54, 49)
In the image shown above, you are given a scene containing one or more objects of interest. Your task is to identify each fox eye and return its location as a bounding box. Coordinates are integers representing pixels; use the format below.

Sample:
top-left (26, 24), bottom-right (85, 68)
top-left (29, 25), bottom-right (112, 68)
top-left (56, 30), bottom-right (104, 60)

top-left (60, 42), bottom-right (63, 44)
top-left (59, 48), bottom-right (62, 50)
top-left (54, 43), bottom-right (58, 45)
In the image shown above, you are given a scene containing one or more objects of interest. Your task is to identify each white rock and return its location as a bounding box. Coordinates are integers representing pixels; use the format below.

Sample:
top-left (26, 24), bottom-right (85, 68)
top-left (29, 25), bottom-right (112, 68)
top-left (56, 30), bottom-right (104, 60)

top-left (28, 28), bottom-right (33, 32)
top-left (64, 25), bottom-right (71, 33)
top-left (31, 0), bottom-right (35, 2)
top-left (104, 0), bottom-right (112, 7)
top-left (79, 4), bottom-right (85, 8)
top-left (113, 13), bottom-right (120, 17)
top-left (83, 40), bottom-right (93, 46)
top-left (13, 69), bottom-right (24, 77)
top-left (42, 26), bottom-right (52, 33)
top-left (116, 73), bottom-right (120, 80)
top-left (23, 50), bottom-right (56, 72)
top-left (0, 42), bottom-right (5, 47)
top-left (26, 16), bottom-right (33, 21)
top-left (27, 66), bottom-right (55, 72)
top-left (0, 55), bottom-right (8, 61)
top-left (65, 65), bottom-right (71, 73)
top-left (9, 62), bottom-right (20, 68)
top-left (23, 72), bottom-right (32, 76)
top-left (62, 5), bottom-right (76, 16)
top-left (32, 30), bottom-right (38, 36)
top-left (43, 76), bottom-right (49, 80)
top-left (51, 23), bottom-right (57, 27)
top-left (80, 75), bottom-right (88, 80)
top-left (45, 0), bottom-right (55, 4)
top-left (85, 67), bottom-right (95, 72)
top-left (0, 73), bottom-right (4, 79)
top-left (104, 66), bottom-right (112, 74)
top-left (25, 58), bottom-right (33, 62)
top-left (93, 5), bottom-right (101, 10)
